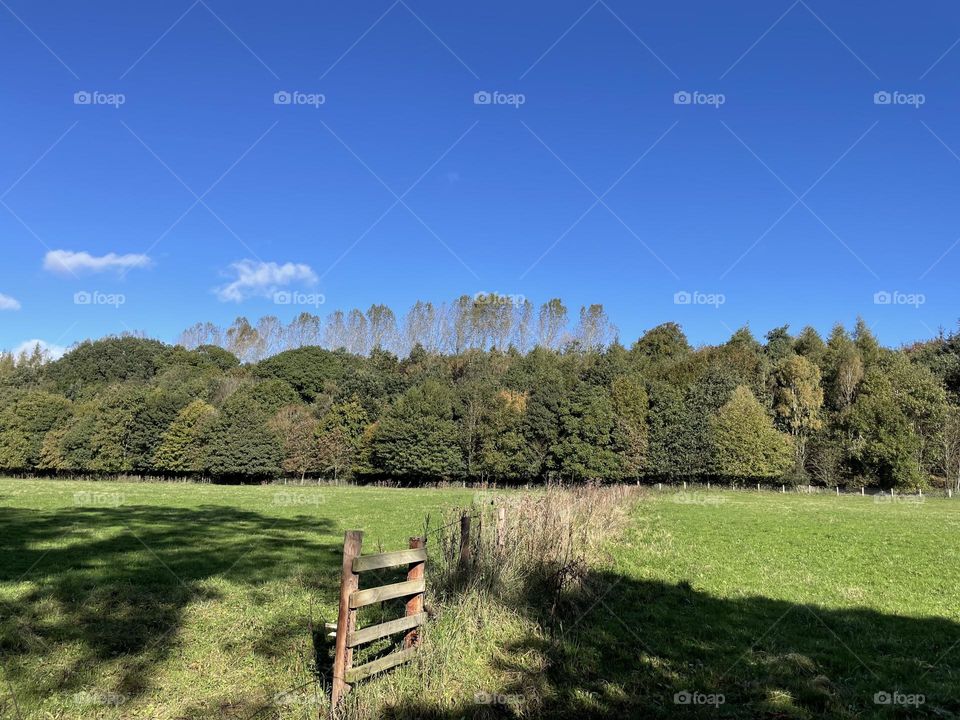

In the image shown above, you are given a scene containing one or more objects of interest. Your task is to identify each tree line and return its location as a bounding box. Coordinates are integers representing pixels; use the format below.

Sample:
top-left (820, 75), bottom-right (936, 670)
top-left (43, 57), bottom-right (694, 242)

top-left (3, 296), bottom-right (960, 489)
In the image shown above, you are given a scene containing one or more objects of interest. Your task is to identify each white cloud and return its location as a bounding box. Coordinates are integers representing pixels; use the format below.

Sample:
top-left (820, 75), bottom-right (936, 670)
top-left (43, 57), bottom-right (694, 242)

top-left (43, 249), bottom-right (152, 275)
top-left (11, 339), bottom-right (67, 361)
top-left (215, 259), bottom-right (318, 302)
top-left (0, 293), bottom-right (20, 310)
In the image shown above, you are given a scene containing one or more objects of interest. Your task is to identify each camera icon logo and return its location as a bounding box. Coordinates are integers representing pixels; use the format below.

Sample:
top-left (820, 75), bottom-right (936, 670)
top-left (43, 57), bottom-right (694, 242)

top-left (674, 90), bottom-right (692, 105)
top-left (474, 90), bottom-right (492, 105)
top-left (273, 291), bottom-right (293, 305)
top-left (74, 291), bottom-right (92, 305)
top-left (874, 691), bottom-right (892, 705)
top-left (274, 90), bottom-right (292, 105)
top-left (674, 290), bottom-right (692, 305)
top-left (74, 91), bottom-right (92, 105)
top-left (874, 91), bottom-right (892, 105)
top-left (673, 691), bottom-right (692, 705)
top-left (873, 291), bottom-right (891, 305)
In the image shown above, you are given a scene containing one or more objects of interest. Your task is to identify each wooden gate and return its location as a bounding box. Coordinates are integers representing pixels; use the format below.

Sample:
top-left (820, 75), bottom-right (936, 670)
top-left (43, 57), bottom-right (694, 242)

top-left (330, 531), bottom-right (427, 710)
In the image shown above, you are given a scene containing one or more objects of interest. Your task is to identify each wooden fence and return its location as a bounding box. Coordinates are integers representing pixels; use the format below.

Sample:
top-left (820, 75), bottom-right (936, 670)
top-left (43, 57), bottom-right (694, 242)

top-left (330, 531), bottom-right (427, 710)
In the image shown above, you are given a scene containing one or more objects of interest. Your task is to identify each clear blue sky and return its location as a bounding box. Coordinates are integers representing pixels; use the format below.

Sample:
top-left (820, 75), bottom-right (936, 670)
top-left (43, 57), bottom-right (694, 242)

top-left (2, 0), bottom-right (960, 356)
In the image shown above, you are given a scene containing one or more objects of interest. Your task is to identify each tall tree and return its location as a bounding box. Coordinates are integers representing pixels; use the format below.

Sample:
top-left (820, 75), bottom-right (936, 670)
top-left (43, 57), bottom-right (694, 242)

top-left (710, 386), bottom-right (793, 478)
top-left (771, 355), bottom-right (824, 469)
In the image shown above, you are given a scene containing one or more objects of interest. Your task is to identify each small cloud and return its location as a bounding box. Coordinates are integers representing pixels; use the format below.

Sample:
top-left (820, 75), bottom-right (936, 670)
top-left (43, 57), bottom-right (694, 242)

top-left (0, 293), bottom-right (20, 310)
top-left (43, 250), bottom-right (152, 275)
top-left (11, 339), bottom-right (67, 361)
top-left (215, 259), bottom-right (318, 303)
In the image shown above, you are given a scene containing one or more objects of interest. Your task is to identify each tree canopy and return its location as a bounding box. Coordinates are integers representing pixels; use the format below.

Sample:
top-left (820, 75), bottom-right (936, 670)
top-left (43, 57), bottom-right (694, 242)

top-left (2, 302), bottom-right (959, 490)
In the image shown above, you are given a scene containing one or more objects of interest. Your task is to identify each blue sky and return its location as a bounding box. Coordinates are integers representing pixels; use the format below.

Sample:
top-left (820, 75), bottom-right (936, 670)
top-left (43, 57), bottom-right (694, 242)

top-left (2, 0), bottom-right (960, 356)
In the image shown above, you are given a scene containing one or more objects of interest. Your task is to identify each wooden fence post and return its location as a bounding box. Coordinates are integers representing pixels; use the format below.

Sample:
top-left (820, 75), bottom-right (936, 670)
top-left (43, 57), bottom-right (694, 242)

top-left (495, 507), bottom-right (506, 555)
top-left (332, 530), bottom-right (363, 710)
top-left (459, 513), bottom-right (472, 568)
top-left (404, 536), bottom-right (425, 649)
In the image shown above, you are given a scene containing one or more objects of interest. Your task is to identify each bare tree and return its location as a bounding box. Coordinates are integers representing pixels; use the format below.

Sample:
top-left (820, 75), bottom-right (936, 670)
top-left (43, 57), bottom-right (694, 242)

top-left (226, 317), bottom-right (263, 363)
top-left (256, 315), bottom-right (284, 358)
top-left (574, 304), bottom-right (617, 350)
top-left (324, 310), bottom-right (348, 350)
top-left (345, 308), bottom-right (369, 355)
top-left (537, 298), bottom-right (568, 349)
top-left (512, 299), bottom-right (535, 353)
top-left (366, 304), bottom-right (398, 352)
top-left (285, 312), bottom-right (322, 350)
top-left (403, 300), bottom-right (437, 355)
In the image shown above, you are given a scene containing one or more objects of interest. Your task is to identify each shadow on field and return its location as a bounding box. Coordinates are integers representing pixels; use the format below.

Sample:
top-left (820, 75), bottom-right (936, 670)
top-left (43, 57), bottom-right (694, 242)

top-left (0, 504), bottom-right (338, 706)
top-left (382, 571), bottom-right (960, 719)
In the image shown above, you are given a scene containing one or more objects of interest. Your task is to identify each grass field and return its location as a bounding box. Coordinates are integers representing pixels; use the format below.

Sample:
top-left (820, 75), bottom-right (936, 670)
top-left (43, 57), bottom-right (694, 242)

top-left (0, 479), bottom-right (474, 719)
top-left (2, 480), bottom-right (960, 718)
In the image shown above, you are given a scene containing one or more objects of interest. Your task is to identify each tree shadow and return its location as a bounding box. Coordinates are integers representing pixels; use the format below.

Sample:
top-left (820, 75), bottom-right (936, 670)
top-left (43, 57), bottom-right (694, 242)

top-left (383, 570), bottom-right (960, 719)
top-left (0, 503), bottom-right (339, 707)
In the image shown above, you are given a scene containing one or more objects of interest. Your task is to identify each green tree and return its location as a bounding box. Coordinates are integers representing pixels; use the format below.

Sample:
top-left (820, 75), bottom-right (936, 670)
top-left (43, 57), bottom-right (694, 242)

top-left (710, 386), bottom-right (793, 478)
top-left (316, 399), bottom-right (370, 480)
top-left (771, 355), bottom-right (824, 469)
top-left (0, 391), bottom-right (71, 469)
top-left (824, 325), bottom-right (863, 410)
top-left (552, 383), bottom-right (621, 480)
top-left (371, 381), bottom-right (463, 478)
top-left (206, 393), bottom-right (283, 479)
top-left (846, 368), bottom-right (923, 489)
top-left (153, 400), bottom-right (216, 473)
top-left (270, 404), bottom-right (320, 479)
top-left (610, 374), bottom-right (648, 477)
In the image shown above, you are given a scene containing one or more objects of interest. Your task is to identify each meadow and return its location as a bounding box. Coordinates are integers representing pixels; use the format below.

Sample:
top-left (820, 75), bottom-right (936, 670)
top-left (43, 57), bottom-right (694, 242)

top-left (2, 479), bottom-right (959, 718)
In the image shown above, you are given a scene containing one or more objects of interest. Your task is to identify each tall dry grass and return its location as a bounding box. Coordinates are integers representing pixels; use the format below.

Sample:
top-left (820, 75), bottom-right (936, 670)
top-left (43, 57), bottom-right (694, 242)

top-left (429, 484), bottom-right (642, 617)
top-left (336, 484), bottom-right (644, 719)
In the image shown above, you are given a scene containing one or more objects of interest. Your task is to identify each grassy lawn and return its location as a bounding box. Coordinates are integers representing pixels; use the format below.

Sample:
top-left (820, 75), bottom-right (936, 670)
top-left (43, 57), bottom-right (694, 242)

top-left (534, 489), bottom-right (960, 718)
top-left (3, 481), bottom-right (960, 719)
top-left (0, 478), bottom-right (474, 719)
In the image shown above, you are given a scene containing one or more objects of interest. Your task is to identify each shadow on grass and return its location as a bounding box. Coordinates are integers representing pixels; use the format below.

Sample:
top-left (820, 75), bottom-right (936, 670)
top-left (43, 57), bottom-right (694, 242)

top-left (0, 504), bottom-right (339, 707)
top-left (382, 570), bottom-right (960, 719)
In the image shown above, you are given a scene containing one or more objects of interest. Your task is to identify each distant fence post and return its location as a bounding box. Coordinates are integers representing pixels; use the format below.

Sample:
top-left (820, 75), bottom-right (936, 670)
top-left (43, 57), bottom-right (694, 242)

top-left (459, 513), bottom-right (472, 568)
top-left (332, 530), bottom-right (363, 709)
top-left (404, 536), bottom-right (426, 649)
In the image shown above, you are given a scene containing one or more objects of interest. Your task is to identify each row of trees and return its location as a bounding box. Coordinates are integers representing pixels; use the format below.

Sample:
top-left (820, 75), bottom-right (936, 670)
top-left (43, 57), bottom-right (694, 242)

top-left (3, 299), bottom-right (960, 489)
top-left (177, 296), bottom-right (616, 362)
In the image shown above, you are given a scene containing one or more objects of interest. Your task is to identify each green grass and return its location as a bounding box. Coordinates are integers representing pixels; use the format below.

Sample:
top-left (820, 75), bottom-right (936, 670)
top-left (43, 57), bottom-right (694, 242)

top-left (525, 489), bottom-right (960, 718)
top-left (0, 478), bottom-right (474, 719)
top-left (3, 481), bottom-right (960, 719)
